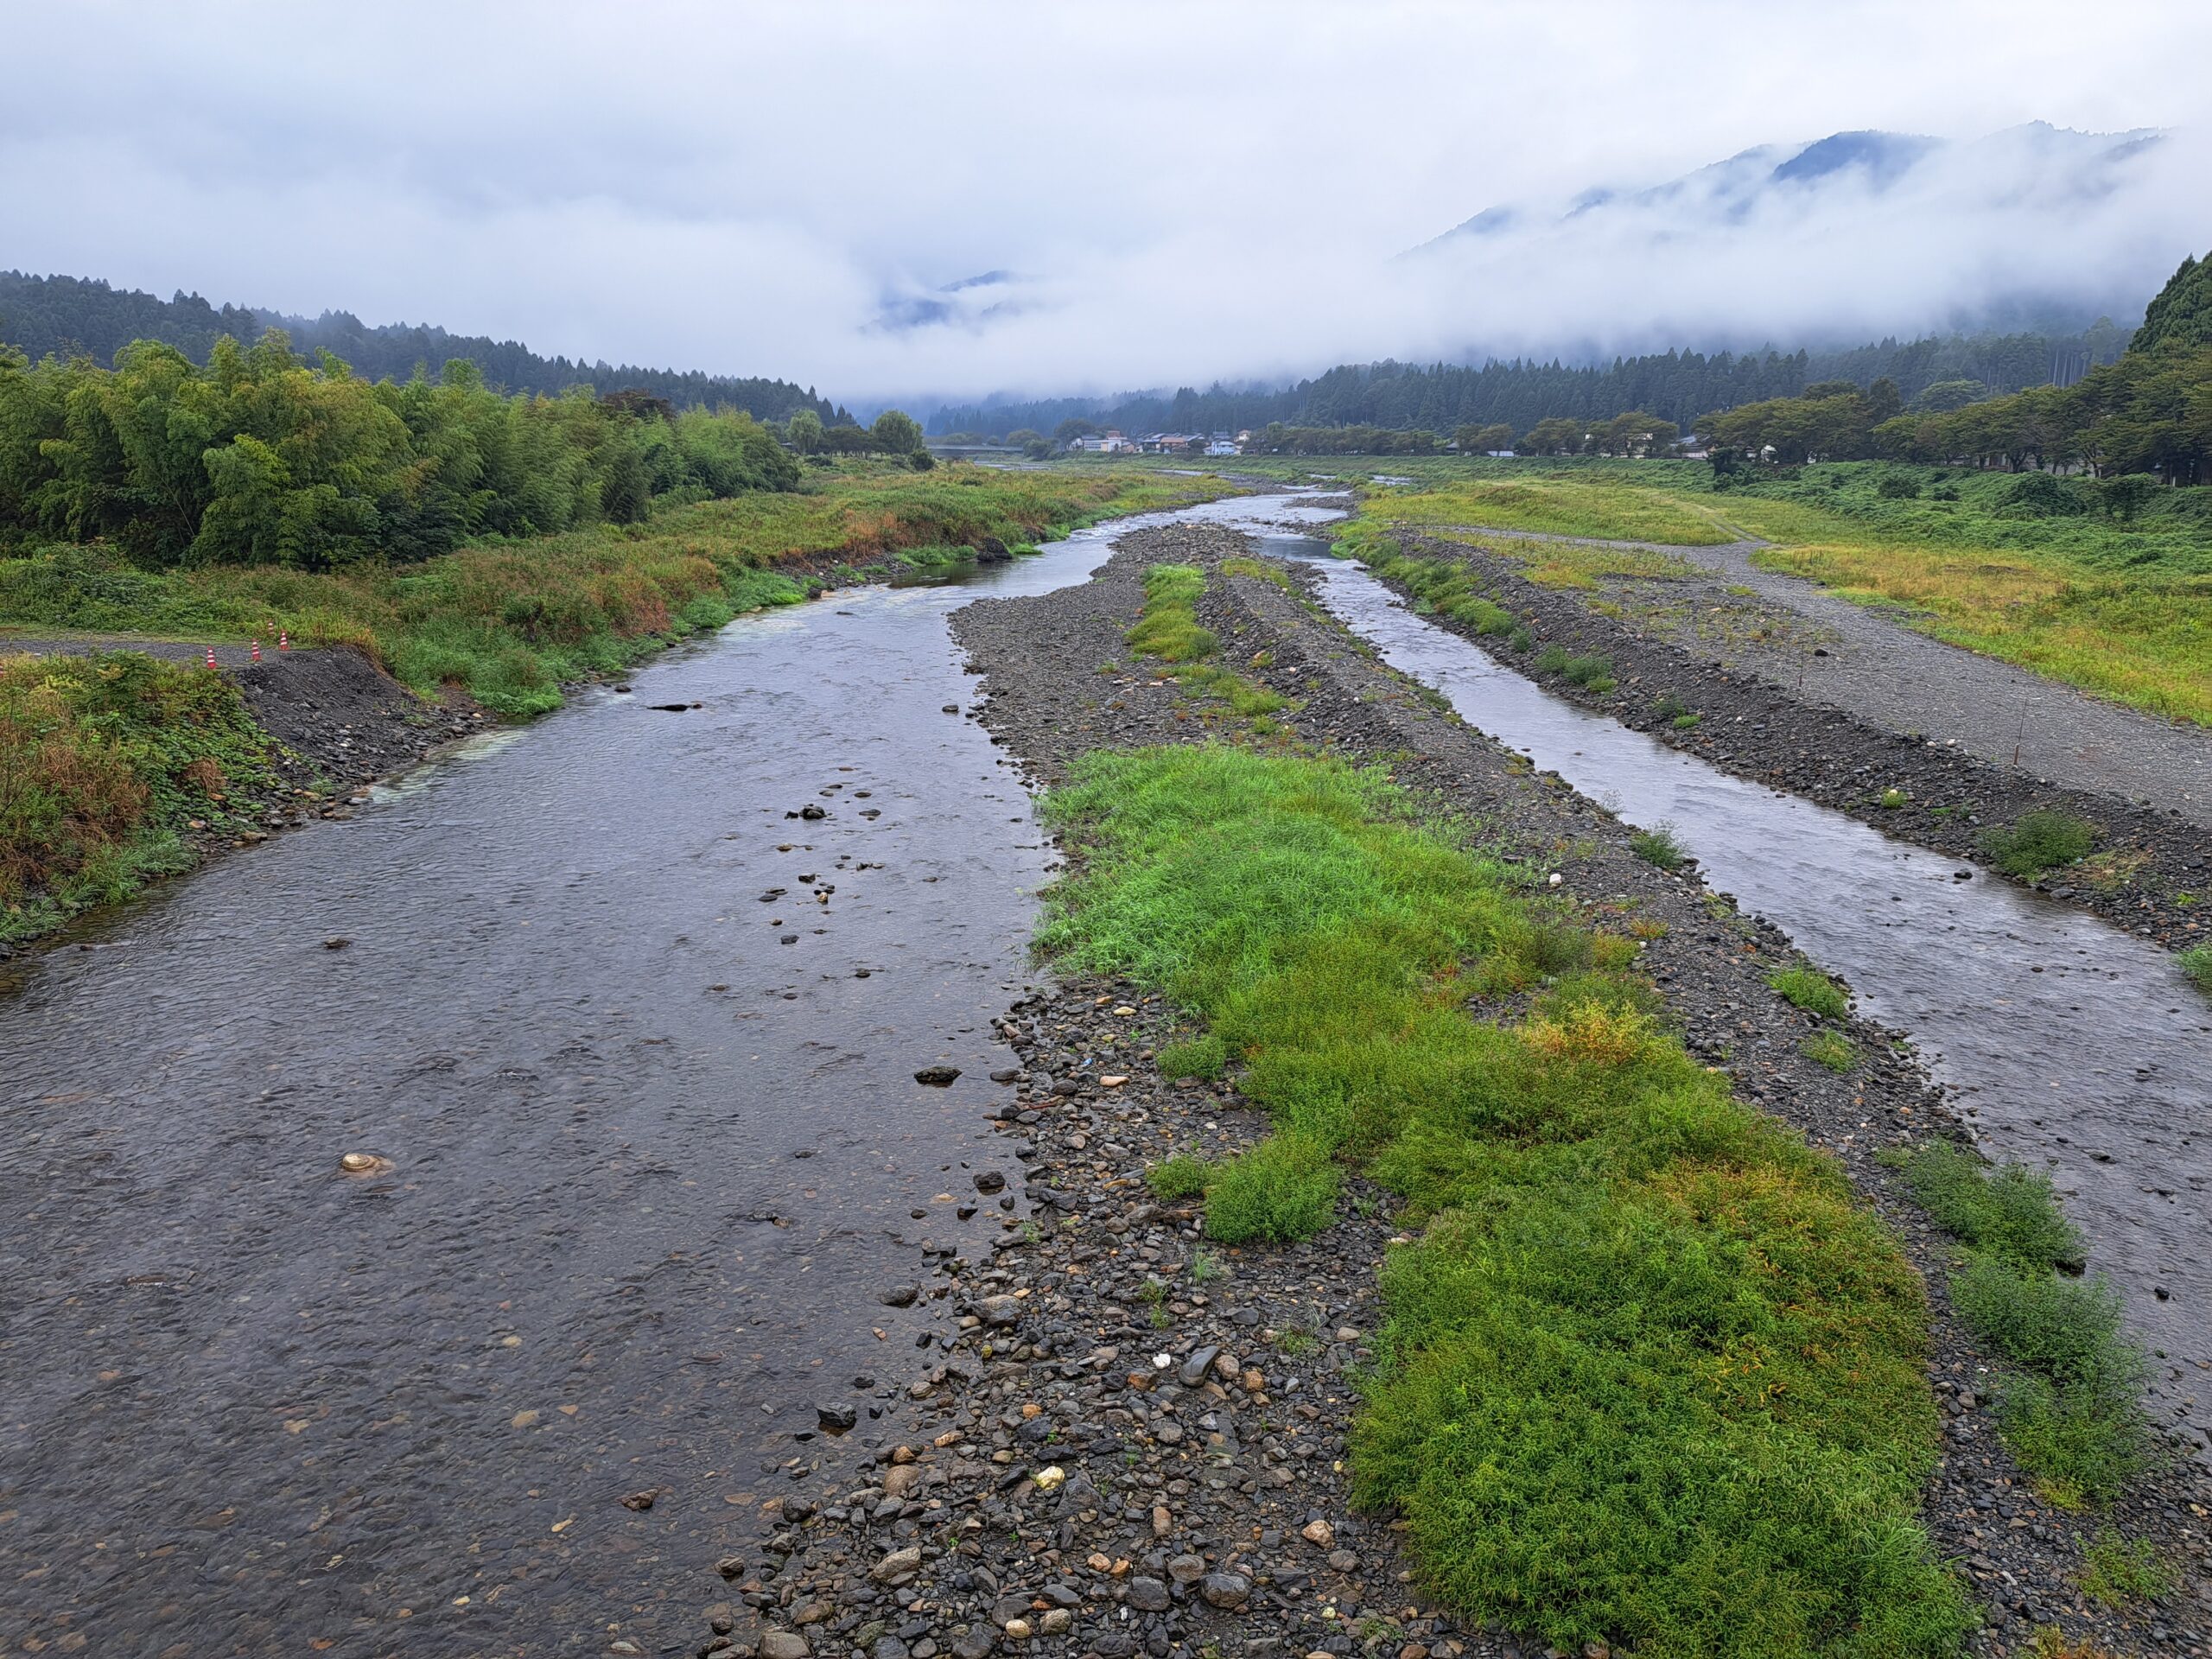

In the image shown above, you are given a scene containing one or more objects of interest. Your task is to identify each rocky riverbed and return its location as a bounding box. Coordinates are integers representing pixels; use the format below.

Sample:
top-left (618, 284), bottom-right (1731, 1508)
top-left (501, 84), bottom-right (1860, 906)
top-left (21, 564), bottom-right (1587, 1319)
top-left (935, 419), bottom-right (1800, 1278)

top-left (1380, 531), bottom-right (2212, 951)
top-left (683, 523), bottom-right (2210, 1659)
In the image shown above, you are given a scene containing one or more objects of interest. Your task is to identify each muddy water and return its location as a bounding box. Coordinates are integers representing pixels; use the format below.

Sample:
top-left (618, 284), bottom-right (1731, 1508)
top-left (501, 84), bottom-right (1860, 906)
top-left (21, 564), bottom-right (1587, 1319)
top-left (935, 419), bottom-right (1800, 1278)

top-left (0, 495), bottom-right (1311, 1656)
top-left (1287, 543), bottom-right (2212, 1460)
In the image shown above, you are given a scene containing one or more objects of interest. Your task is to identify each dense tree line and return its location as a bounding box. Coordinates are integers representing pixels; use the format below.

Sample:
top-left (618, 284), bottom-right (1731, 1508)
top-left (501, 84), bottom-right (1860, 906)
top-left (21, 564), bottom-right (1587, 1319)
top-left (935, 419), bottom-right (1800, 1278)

top-left (0, 330), bottom-right (802, 569)
top-left (929, 325), bottom-right (2130, 441)
top-left (0, 271), bottom-right (850, 426)
top-left (1700, 253), bottom-right (2212, 485)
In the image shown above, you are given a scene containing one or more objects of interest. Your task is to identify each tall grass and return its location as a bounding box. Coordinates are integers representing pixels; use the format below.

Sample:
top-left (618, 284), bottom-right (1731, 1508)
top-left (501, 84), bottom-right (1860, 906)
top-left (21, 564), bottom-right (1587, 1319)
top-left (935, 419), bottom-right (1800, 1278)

top-left (0, 651), bottom-right (285, 938)
top-left (1040, 746), bottom-right (1968, 1656)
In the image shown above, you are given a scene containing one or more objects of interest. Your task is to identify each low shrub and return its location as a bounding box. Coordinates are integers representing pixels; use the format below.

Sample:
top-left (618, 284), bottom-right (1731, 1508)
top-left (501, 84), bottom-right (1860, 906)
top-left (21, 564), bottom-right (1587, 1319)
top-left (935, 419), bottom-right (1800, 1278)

top-left (1145, 1154), bottom-right (1211, 1201)
top-left (1898, 1144), bottom-right (2156, 1507)
top-left (1804, 1030), bottom-right (1857, 1071)
top-left (1205, 1134), bottom-right (1339, 1242)
top-left (1980, 809), bottom-right (2097, 878)
top-left (1769, 963), bottom-right (1849, 1020)
top-left (1628, 821), bottom-right (1689, 870)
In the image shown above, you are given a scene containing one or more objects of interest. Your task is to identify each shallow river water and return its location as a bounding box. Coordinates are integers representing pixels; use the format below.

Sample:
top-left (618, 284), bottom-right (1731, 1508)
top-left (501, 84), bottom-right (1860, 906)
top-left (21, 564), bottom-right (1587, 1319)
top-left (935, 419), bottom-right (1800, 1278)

top-left (0, 495), bottom-right (1313, 1656)
top-left (1282, 541), bottom-right (2212, 1461)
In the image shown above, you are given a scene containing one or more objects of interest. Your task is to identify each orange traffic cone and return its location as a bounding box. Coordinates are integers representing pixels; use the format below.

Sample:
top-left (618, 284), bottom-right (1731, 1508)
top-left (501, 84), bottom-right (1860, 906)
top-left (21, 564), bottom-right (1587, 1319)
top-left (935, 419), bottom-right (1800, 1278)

top-left (251, 638), bottom-right (262, 663)
top-left (206, 645), bottom-right (217, 670)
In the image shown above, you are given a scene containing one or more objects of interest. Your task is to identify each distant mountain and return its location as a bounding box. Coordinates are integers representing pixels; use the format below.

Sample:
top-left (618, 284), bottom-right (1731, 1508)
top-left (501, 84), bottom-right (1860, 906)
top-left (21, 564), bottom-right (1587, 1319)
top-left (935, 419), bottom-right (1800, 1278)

top-left (0, 270), bottom-right (849, 423)
top-left (870, 270), bottom-right (1030, 334)
top-left (1409, 123), bottom-right (2168, 339)
top-left (1421, 123), bottom-right (2161, 259)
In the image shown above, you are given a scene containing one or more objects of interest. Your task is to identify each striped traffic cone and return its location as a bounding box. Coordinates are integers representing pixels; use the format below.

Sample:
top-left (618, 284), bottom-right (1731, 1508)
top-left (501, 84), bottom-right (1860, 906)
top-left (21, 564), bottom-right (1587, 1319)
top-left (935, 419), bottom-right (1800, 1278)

top-left (251, 638), bottom-right (262, 663)
top-left (206, 645), bottom-right (217, 670)
top-left (278, 629), bottom-right (290, 653)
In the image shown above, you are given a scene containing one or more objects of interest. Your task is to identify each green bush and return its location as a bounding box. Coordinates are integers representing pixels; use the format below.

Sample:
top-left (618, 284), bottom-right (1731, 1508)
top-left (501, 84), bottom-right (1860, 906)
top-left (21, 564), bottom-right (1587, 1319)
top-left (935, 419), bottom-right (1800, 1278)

top-left (1205, 1133), bottom-right (1340, 1242)
top-left (1980, 810), bottom-right (2097, 878)
top-left (1145, 1154), bottom-right (1211, 1201)
top-left (1769, 964), bottom-right (1849, 1021)
top-left (1629, 822), bottom-right (1689, 871)
top-left (1159, 1032), bottom-right (1227, 1080)
top-left (1898, 1144), bottom-right (2155, 1507)
top-left (1896, 1142), bottom-right (2082, 1273)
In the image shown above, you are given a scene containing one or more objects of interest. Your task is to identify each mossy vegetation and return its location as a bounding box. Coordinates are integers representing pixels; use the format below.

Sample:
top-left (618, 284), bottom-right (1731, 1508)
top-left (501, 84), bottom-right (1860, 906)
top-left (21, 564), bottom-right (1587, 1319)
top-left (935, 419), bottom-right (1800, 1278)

top-left (1144, 1154), bottom-right (1211, 1201)
top-left (2178, 942), bottom-right (2212, 995)
top-left (1039, 744), bottom-right (1968, 1656)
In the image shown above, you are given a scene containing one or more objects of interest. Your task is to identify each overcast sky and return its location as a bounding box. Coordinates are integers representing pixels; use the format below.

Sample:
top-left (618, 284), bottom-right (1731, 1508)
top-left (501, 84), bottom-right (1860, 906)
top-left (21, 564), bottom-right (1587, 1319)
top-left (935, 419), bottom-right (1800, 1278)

top-left (5, 1), bottom-right (2209, 406)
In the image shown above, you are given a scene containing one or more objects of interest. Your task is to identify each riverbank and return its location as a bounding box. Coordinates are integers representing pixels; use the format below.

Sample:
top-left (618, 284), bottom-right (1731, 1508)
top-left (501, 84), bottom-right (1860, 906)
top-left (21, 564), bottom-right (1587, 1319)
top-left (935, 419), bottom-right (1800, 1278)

top-left (0, 463), bottom-right (1231, 945)
top-left (691, 523), bottom-right (2209, 1659)
top-left (1344, 525), bottom-right (2212, 955)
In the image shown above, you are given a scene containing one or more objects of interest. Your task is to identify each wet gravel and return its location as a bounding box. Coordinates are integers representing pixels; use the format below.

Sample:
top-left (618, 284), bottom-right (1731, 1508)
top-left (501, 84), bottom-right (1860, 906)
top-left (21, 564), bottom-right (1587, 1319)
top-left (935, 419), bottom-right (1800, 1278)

top-left (688, 523), bottom-right (2209, 1659)
top-left (1383, 531), bottom-right (2212, 952)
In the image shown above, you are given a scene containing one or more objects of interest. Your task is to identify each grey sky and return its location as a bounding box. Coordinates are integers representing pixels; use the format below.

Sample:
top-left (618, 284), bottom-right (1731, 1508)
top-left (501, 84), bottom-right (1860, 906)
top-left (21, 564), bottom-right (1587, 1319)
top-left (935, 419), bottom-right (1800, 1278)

top-left (4, 1), bottom-right (2209, 404)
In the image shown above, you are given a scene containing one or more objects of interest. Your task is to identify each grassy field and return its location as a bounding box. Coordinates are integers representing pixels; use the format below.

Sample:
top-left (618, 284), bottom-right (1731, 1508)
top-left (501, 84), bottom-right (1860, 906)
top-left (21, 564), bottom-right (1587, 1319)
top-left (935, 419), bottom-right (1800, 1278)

top-left (1288, 456), bottom-right (2209, 724)
top-left (1039, 741), bottom-right (1970, 1656)
top-left (0, 461), bottom-right (1232, 717)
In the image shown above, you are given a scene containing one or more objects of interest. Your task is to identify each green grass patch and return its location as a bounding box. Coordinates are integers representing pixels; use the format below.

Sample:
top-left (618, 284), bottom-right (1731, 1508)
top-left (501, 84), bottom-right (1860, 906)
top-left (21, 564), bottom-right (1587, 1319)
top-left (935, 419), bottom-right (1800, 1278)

top-left (1628, 822), bottom-right (1689, 871)
top-left (1364, 476), bottom-right (1732, 547)
top-left (2178, 943), bottom-right (2212, 995)
top-left (1122, 563), bottom-right (1292, 721)
top-left (1895, 1143), bottom-right (2155, 1508)
top-left (1145, 1154), bottom-right (1211, 1202)
top-left (1804, 1030), bottom-right (1858, 1072)
top-left (1980, 810), bottom-right (2098, 879)
top-left (1159, 1032), bottom-right (1228, 1080)
top-left (1770, 964), bottom-right (1850, 1021)
top-left (2078, 1530), bottom-right (2172, 1609)
top-left (1039, 744), bottom-right (1967, 1656)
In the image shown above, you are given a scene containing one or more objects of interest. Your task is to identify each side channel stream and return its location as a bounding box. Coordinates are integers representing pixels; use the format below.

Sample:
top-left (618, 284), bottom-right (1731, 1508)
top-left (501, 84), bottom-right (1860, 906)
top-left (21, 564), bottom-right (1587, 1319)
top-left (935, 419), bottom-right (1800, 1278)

top-left (0, 495), bottom-right (1316, 1653)
top-left (1281, 537), bottom-right (2212, 1463)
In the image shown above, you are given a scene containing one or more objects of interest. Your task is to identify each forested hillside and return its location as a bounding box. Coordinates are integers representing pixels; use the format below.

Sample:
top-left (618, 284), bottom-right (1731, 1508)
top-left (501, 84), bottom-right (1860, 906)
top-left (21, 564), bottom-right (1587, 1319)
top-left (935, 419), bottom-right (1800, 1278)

top-left (930, 323), bottom-right (2132, 439)
top-left (0, 271), bottom-right (849, 424)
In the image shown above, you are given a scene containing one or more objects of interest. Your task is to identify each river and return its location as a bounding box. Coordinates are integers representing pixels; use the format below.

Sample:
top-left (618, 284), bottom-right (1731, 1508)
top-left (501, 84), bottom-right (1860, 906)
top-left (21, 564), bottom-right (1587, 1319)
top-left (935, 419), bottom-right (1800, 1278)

top-left (0, 495), bottom-right (1316, 1656)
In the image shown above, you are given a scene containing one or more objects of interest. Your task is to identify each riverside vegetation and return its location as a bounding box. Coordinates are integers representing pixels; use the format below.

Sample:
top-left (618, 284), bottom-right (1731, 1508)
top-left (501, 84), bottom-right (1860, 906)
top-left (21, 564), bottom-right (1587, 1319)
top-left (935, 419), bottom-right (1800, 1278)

top-left (1019, 555), bottom-right (2179, 1653)
top-left (0, 332), bottom-right (1230, 938)
top-left (1038, 742), bottom-right (1975, 1656)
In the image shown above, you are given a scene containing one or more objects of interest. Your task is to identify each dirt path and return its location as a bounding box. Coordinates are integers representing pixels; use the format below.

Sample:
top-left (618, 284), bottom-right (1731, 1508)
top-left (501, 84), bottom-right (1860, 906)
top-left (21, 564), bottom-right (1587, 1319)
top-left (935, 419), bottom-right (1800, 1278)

top-left (1427, 522), bottom-right (2212, 826)
top-left (0, 627), bottom-right (268, 664)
